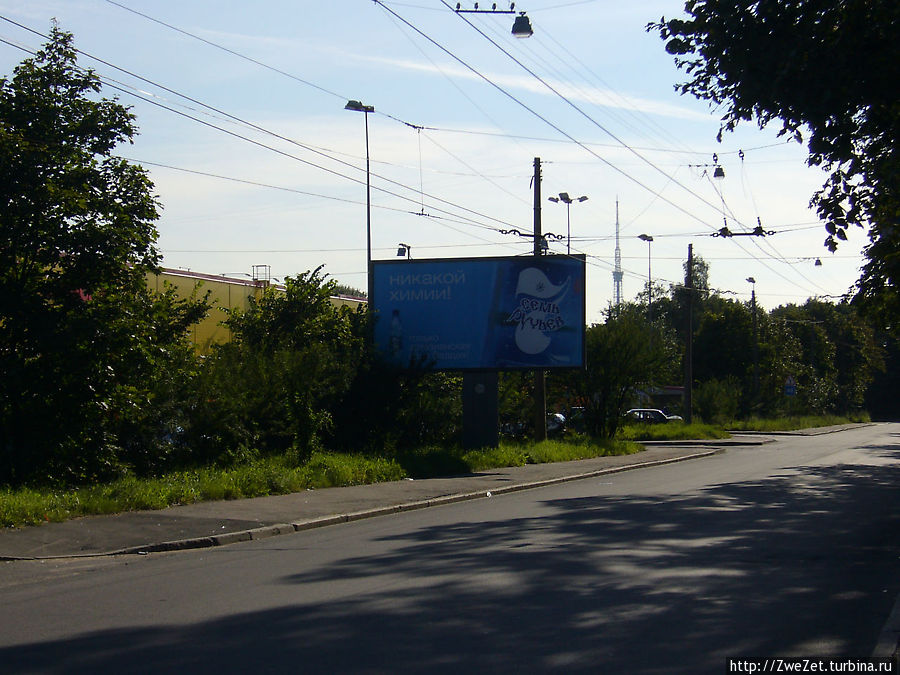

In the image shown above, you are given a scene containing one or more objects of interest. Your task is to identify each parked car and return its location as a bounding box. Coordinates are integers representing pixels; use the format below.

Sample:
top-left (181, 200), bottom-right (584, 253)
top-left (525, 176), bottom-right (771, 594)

top-left (547, 412), bottom-right (566, 436)
top-left (624, 408), bottom-right (683, 424)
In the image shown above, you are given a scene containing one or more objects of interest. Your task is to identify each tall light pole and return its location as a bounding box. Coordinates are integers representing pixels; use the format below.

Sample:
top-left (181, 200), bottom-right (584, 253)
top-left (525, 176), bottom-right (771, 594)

top-left (345, 99), bottom-right (374, 299)
top-left (639, 233), bottom-right (654, 320)
top-left (548, 192), bottom-right (588, 254)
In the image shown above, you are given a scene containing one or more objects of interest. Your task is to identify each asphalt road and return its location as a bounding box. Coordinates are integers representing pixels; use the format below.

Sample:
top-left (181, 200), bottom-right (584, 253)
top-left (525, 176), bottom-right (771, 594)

top-left (1, 424), bottom-right (898, 674)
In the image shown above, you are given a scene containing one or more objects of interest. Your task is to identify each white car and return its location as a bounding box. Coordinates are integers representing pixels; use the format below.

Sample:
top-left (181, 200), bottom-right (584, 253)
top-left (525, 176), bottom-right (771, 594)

top-left (624, 408), bottom-right (683, 424)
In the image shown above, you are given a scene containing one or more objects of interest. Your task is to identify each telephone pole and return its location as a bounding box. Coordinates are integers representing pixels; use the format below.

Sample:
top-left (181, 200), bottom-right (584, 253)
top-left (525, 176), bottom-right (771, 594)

top-left (683, 244), bottom-right (693, 424)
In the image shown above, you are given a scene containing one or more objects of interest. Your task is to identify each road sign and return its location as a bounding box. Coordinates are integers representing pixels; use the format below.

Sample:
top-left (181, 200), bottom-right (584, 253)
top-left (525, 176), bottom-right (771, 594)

top-left (785, 376), bottom-right (797, 397)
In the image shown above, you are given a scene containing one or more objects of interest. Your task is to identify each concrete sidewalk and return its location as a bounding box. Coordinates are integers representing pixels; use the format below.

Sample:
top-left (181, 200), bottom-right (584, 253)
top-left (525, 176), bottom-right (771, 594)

top-left (0, 443), bottom-right (752, 561)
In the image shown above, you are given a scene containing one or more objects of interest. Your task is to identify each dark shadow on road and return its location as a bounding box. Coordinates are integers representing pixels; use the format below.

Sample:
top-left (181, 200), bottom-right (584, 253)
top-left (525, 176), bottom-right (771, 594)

top-left (2, 442), bottom-right (900, 674)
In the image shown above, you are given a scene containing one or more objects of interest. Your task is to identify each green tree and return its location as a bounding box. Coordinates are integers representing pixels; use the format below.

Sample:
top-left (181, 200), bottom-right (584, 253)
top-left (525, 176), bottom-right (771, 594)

top-left (866, 329), bottom-right (900, 419)
top-left (771, 300), bottom-right (882, 414)
top-left (191, 267), bottom-right (363, 465)
top-left (331, 283), bottom-right (367, 299)
top-left (649, 1), bottom-right (900, 321)
top-left (693, 377), bottom-right (741, 424)
top-left (651, 253), bottom-right (711, 343)
top-left (566, 306), bottom-right (677, 438)
top-left (0, 28), bottom-right (206, 485)
top-left (692, 296), bottom-right (754, 389)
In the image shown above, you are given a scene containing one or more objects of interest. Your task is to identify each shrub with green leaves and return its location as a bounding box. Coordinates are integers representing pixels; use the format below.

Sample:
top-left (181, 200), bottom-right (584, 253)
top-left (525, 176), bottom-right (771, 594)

top-left (694, 377), bottom-right (742, 425)
top-left (185, 268), bottom-right (364, 467)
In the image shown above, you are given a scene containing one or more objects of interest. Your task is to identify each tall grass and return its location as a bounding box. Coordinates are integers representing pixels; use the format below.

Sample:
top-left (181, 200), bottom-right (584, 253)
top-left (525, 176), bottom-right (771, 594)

top-left (4, 416), bottom-right (871, 529)
top-left (727, 413), bottom-right (870, 432)
top-left (0, 452), bottom-right (406, 528)
top-left (0, 438), bottom-right (641, 529)
top-left (618, 423), bottom-right (731, 442)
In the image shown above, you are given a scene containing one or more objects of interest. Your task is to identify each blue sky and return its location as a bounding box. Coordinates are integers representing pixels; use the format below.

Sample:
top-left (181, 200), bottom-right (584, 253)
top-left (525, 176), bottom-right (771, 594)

top-left (0, 0), bottom-right (867, 321)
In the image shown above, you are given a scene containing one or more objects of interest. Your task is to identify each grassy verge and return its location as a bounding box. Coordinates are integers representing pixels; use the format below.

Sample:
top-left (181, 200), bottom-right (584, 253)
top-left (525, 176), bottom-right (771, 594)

top-left (618, 422), bottom-right (731, 442)
top-left (0, 437), bottom-right (640, 529)
top-left (463, 437), bottom-right (642, 472)
top-left (727, 413), bottom-right (870, 432)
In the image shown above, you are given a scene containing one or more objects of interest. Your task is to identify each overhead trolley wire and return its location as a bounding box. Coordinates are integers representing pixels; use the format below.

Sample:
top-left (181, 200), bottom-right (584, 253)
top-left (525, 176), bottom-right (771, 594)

top-left (97, 2), bottom-right (536, 235)
top-left (101, 0), bottom-right (347, 103)
top-left (436, 0), bottom-right (734, 223)
top-left (0, 16), bottom-right (525, 240)
top-left (425, 2), bottom-right (826, 298)
top-left (2, 7), bottom-right (835, 297)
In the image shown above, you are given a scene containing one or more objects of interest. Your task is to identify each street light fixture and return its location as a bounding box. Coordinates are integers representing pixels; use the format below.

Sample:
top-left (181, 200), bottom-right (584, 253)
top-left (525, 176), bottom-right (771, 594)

top-left (548, 192), bottom-right (588, 254)
top-left (511, 12), bottom-right (533, 37)
top-left (712, 152), bottom-right (725, 179)
top-left (639, 234), bottom-right (654, 320)
top-left (345, 99), bottom-right (375, 299)
top-left (454, 3), bottom-right (534, 37)
top-left (397, 243), bottom-right (411, 259)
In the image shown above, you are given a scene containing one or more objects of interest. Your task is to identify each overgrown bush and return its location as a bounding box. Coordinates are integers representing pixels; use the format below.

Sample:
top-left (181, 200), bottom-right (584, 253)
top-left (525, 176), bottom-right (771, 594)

top-left (184, 268), bottom-right (365, 468)
top-left (327, 349), bottom-right (462, 456)
top-left (694, 377), bottom-right (742, 425)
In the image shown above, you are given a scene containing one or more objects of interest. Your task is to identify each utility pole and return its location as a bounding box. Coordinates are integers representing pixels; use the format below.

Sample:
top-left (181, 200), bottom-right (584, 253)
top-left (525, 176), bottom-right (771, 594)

top-left (748, 277), bottom-right (760, 398)
top-left (683, 244), bottom-right (693, 424)
top-left (638, 233), bottom-right (654, 322)
top-left (533, 157), bottom-right (547, 442)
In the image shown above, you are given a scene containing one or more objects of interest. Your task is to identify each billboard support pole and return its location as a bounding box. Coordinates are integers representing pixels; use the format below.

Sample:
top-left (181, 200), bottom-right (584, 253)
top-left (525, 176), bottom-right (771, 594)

top-left (533, 157), bottom-right (548, 442)
top-left (462, 371), bottom-right (499, 450)
top-left (684, 243), bottom-right (693, 424)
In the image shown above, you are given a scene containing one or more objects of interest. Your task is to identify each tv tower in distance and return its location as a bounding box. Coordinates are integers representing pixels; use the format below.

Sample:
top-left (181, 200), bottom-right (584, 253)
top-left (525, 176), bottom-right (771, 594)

top-left (613, 199), bottom-right (623, 307)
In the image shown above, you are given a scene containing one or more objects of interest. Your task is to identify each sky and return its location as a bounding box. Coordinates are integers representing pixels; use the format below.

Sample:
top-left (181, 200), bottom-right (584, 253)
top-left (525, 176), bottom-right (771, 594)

top-left (0, 0), bottom-right (869, 322)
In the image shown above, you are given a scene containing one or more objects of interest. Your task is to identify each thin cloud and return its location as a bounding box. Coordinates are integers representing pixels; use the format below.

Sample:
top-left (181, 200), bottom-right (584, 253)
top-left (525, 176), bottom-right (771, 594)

top-left (365, 54), bottom-right (712, 122)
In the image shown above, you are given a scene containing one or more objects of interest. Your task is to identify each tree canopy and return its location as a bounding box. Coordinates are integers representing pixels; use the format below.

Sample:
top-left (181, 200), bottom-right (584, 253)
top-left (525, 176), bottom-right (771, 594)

top-left (0, 28), bottom-right (207, 484)
top-left (649, 1), bottom-right (900, 322)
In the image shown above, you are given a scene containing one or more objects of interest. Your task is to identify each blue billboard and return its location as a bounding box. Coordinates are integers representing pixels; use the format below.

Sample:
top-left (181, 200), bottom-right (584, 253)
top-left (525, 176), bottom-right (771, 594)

top-left (371, 255), bottom-right (585, 370)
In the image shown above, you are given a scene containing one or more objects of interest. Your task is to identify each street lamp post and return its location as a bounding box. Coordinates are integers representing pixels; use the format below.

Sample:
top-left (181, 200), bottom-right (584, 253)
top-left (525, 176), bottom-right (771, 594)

top-left (344, 99), bottom-right (375, 299)
top-left (639, 233), bottom-right (654, 320)
top-left (548, 192), bottom-right (588, 254)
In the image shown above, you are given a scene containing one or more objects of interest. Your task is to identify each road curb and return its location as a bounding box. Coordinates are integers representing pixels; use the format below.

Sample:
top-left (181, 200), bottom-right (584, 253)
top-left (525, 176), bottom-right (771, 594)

top-left (642, 437), bottom-right (774, 446)
top-left (1, 449), bottom-right (722, 561)
top-left (728, 423), bottom-right (877, 437)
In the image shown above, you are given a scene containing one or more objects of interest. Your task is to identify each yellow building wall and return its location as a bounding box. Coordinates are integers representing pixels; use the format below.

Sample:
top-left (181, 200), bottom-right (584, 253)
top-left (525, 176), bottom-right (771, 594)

top-left (147, 269), bottom-right (366, 353)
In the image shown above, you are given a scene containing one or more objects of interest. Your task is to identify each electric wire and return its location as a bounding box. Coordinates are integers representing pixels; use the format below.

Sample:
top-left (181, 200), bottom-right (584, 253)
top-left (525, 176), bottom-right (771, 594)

top-left (414, 0), bottom-right (826, 301)
top-left (379, 7), bottom-right (539, 202)
top-left (0, 18), bottom-right (524, 238)
top-left (1, 8), bottom-right (846, 302)
top-left (98, 2), bottom-right (536, 224)
top-left (705, 159), bottom-right (832, 294)
top-left (480, 10), bottom-right (696, 160)
top-left (431, 2), bottom-right (829, 297)
top-left (0, 26), bottom-right (844, 274)
top-left (101, 0), bottom-right (347, 103)
top-left (438, 0), bottom-right (737, 222)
